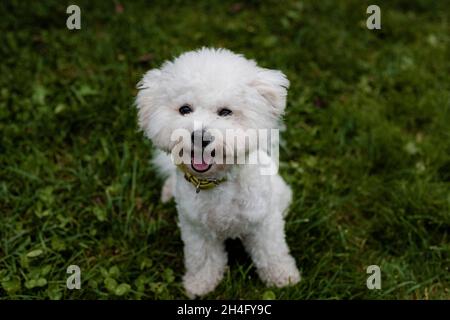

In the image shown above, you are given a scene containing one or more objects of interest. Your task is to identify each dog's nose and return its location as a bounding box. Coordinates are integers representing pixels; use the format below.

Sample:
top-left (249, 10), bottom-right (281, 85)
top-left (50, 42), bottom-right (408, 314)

top-left (191, 129), bottom-right (211, 148)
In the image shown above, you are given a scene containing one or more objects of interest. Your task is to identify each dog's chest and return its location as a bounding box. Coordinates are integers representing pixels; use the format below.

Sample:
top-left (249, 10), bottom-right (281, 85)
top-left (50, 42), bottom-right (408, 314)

top-left (202, 197), bottom-right (253, 238)
top-left (177, 178), bottom-right (266, 239)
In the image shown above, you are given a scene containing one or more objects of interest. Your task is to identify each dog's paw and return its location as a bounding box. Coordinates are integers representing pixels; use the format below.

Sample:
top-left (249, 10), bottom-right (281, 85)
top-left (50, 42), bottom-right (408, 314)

top-left (258, 259), bottom-right (301, 288)
top-left (183, 272), bottom-right (222, 299)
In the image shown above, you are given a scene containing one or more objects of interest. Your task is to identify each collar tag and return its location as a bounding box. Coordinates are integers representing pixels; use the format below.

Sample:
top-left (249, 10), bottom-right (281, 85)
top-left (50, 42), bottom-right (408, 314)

top-left (196, 182), bottom-right (201, 193)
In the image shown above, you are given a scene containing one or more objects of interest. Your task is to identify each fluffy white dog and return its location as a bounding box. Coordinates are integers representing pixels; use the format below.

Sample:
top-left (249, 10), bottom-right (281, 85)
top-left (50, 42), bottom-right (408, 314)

top-left (136, 48), bottom-right (300, 297)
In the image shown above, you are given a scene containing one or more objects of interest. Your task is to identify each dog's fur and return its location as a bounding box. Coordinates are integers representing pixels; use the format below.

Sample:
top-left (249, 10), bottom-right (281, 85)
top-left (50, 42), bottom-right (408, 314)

top-left (136, 48), bottom-right (300, 297)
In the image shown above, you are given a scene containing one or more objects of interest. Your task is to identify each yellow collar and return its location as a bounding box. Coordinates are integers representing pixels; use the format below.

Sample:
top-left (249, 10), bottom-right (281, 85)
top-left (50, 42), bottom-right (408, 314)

top-left (177, 164), bottom-right (226, 193)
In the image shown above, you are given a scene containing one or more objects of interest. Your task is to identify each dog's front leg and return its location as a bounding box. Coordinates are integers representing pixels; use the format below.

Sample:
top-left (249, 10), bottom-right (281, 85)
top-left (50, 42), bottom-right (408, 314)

top-left (179, 220), bottom-right (227, 298)
top-left (243, 215), bottom-right (300, 288)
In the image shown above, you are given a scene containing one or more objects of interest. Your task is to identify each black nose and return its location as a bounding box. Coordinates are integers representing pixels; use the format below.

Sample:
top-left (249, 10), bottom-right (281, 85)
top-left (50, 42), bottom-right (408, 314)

top-left (191, 129), bottom-right (211, 148)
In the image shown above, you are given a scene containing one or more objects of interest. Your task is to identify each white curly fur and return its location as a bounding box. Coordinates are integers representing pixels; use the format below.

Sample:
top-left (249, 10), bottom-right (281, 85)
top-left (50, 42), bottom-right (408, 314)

top-left (136, 48), bottom-right (300, 297)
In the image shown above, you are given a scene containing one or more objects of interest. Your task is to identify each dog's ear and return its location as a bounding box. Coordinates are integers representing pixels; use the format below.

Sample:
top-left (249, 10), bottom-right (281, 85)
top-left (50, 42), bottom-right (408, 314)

top-left (135, 69), bottom-right (162, 132)
top-left (250, 68), bottom-right (290, 115)
top-left (136, 68), bottom-right (162, 91)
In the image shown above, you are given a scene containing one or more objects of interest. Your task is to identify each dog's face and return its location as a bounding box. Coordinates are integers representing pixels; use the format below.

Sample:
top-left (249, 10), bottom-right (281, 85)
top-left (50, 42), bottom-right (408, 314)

top-left (136, 48), bottom-right (289, 176)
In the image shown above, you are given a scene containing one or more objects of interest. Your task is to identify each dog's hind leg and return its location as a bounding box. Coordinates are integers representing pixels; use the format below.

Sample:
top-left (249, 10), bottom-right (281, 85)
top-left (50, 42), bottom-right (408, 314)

top-left (161, 174), bottom-right (174, 203)
top-left (152, 150), bottom-right (176, 203)
top-left (273, 174), bottom-right (292, 217)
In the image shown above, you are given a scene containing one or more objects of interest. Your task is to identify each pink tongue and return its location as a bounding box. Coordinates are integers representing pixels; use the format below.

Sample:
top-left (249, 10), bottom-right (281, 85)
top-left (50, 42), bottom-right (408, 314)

top-left (191, 156), bottom-right (210, 171)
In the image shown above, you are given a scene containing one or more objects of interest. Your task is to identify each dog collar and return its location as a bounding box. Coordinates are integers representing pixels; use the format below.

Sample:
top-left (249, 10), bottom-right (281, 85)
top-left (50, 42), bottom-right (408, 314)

top-left (177, 164), bottom-right (226, 193)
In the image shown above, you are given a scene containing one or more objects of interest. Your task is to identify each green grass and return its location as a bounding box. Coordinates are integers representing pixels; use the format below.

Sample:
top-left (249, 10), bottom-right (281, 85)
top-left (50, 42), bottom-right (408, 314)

top-left (1, 0), bottom-right (449, 299)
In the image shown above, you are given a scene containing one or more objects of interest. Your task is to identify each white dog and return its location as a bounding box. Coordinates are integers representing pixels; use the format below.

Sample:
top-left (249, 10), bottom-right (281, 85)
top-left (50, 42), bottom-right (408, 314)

top-left (136, 48), bottom-right (300, 297)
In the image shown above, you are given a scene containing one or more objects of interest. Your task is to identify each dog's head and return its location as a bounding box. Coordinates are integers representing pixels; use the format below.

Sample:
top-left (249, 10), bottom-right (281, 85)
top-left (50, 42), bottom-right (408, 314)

top-left (136, 48), bottom-right (289, 176)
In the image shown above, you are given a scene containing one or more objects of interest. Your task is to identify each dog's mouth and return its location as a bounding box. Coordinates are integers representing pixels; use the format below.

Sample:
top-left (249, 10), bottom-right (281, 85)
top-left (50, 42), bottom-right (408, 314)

top-left (190, 150), bottom-right (215, 173)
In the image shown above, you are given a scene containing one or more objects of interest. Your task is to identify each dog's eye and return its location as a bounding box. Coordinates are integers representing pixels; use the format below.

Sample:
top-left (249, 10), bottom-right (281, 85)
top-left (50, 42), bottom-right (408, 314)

top-left (179, 104), bottom-right (193, 115)
top-left (218, 108), bottom-right (232, 117)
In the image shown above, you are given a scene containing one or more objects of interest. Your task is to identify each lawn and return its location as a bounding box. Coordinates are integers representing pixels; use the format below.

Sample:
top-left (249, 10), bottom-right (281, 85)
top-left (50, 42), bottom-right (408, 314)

top-left (0, 0), bottom-right (449, 299)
